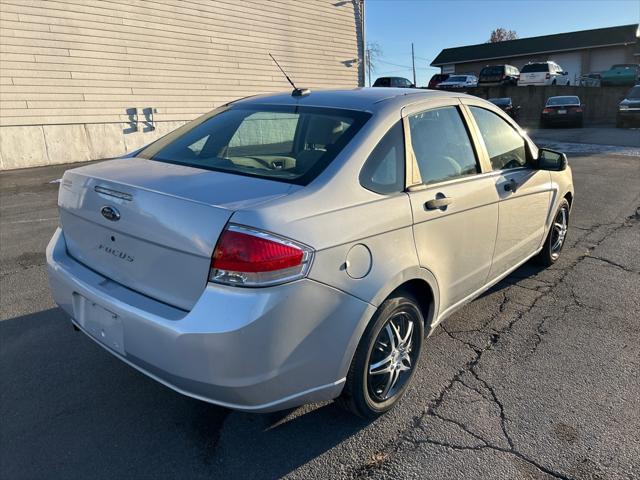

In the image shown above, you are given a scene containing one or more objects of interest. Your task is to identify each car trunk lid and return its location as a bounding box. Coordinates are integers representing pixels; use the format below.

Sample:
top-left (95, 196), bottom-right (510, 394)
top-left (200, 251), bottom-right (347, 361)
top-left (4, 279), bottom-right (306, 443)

top-left (58, 157), bottom-right (296, 310)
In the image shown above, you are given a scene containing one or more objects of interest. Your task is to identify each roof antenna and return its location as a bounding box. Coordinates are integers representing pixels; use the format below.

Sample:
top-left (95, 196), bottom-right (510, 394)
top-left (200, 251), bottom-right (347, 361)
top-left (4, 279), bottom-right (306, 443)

top-left (269, 53), bottom-right (311, 97)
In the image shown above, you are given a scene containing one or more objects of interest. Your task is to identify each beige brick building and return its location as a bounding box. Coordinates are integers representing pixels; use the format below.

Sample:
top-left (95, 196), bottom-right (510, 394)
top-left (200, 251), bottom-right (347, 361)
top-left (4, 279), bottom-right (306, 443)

top-left (0, 0), bottom-right (364, 169)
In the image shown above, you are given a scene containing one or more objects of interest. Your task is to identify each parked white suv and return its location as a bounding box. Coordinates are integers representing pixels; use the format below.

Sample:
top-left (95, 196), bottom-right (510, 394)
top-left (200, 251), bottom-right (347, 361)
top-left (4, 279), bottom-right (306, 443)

top-left (519, 62), bottom-right (571, 86)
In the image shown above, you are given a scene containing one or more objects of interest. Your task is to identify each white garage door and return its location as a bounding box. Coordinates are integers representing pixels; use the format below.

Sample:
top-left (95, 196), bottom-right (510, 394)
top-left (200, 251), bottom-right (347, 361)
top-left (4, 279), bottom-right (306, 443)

top-left (549, 52), bottom-right (582, 85)
top-left (590, 47), bottom-right (627, 73)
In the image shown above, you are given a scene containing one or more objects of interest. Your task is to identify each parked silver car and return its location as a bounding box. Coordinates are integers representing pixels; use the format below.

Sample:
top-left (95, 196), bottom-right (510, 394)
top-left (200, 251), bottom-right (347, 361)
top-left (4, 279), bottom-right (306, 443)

top-left (436, 74), bottom-right (478, 89)
top-left (47, 88), bottom-right (574, 418)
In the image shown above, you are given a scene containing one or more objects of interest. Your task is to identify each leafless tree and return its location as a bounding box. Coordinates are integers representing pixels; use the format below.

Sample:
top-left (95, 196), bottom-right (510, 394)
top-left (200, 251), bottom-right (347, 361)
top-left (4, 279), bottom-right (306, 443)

top-left (487, 28), bottom-right (519, 43)
top-left (366, 41), bottom-right (382, 86)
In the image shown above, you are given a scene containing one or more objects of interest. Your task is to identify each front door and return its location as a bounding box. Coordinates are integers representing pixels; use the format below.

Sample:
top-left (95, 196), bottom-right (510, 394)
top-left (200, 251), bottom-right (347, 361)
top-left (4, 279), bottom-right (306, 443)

top-left (404, 102), bottom-right (499, 313)
top-left (465, 105), bottom-right (552, 281)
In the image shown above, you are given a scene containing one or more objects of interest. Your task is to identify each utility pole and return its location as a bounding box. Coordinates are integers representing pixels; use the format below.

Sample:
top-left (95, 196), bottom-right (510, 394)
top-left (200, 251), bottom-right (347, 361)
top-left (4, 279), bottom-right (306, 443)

top-left (411, 42), bottom-right (416, 86)
top-left (367, 48), bottom-right (372, 87)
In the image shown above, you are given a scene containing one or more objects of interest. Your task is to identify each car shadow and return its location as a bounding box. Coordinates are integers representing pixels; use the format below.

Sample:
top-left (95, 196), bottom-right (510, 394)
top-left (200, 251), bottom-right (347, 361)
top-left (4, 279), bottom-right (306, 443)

top-left (477, 261), bottom-right (547, 302)
top-left (0, 260), bottom-right (548, 479)
top-left (0, 307), bottom-right (370, 479)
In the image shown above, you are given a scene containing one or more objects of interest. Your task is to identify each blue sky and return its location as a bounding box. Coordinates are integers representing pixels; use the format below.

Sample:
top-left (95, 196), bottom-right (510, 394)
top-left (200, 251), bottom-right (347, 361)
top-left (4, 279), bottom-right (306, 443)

top-left (365, 0), bottom-right (640, 85)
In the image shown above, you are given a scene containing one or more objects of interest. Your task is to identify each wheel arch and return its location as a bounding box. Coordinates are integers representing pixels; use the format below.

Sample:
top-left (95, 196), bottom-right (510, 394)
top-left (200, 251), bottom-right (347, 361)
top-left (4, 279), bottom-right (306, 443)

top-left (336, 267), bottom-right (440, 390)
top-left (564, 191), bottom-right (573, 208)
top-left (369, 266), bottom-right (440, 334)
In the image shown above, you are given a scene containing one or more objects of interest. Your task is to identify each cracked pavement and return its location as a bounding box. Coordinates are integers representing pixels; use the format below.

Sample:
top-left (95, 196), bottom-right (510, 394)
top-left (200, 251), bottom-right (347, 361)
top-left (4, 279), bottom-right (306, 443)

top-left (1, 141), bottom-right (639, 479)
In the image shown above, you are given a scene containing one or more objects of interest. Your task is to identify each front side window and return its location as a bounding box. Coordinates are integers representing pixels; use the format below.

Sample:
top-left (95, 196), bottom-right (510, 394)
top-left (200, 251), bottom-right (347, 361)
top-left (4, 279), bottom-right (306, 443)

top-left (138, 105), bottom-right (370, 185)
top-left (360, 122), bottom-right (405, 194)
top-left (408, 106), bottom-right (479, 185)
top-left (469, 106), bottom-right (527, 171)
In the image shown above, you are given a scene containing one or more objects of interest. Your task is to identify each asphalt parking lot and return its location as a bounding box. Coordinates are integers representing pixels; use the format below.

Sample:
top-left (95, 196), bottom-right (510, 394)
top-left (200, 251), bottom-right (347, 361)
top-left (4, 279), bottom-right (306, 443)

top-left (1, 128), bottom-right (639, 480)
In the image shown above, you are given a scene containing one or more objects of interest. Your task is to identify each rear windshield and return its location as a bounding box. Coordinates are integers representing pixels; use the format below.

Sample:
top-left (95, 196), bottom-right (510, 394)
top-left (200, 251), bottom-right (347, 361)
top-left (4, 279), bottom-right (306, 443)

top-left (481, 66), bottom-right (504, 75)
top-left (546, 96), bottom-right (580, 106)
top-left (431, 74), bottom-right (448, 81)
top-left (138, 105), bottom-right (370, 185)
top-left (521, 63), bottom-right (549, 73)
top-left (489, 97), bottom-right (511, 106)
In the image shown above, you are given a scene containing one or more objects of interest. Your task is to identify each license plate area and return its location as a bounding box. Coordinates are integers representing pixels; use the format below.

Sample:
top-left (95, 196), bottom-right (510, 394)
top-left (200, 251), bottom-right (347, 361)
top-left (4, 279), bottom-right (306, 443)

top-left (73, 294), bottom-right (125, 355)
top-left (558, 109), bottom-right (567, 114)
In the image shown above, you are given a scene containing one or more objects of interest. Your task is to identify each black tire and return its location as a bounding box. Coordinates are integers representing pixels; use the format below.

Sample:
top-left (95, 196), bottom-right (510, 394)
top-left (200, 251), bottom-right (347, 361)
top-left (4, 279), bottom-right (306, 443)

top-left (339, 294), bottom-right (424, 418)
top-left (551, 79), bottom-right (557, 86)
top-left (537, 199), bottom-right (570, 267)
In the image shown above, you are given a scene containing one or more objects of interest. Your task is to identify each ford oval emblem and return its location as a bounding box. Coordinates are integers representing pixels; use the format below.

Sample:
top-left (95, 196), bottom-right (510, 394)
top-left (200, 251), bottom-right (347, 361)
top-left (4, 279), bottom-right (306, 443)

top-left (101, 205), bottom-right (121, 222)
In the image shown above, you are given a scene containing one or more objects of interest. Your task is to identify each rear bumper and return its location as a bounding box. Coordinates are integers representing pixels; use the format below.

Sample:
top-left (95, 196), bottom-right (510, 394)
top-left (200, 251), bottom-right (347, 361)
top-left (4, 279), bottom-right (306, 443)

top-left (518, 81), bottom-right (548, 86)
top-left (541, 113), bottom-right (582, 125)
top-left (47, 228), bottom-right (374, 412)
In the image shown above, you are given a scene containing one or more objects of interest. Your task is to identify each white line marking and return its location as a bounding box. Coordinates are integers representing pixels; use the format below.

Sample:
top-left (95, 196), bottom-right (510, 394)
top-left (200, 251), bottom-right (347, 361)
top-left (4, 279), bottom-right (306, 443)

top-left (4, 217), bottom-right (58, 225)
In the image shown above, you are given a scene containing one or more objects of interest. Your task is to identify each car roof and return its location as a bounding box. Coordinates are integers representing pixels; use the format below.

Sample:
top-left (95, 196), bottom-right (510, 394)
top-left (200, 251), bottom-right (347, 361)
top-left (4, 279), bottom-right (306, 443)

top-left (232, 88), bottom-right (470, 113)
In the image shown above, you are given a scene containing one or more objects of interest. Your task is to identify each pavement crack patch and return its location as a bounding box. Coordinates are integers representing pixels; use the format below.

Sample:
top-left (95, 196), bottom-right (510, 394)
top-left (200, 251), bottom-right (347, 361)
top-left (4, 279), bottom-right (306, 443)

top-left (585, 255), bottom-right (639, 274)
top-left (351, 206), bottom-right (638, 480)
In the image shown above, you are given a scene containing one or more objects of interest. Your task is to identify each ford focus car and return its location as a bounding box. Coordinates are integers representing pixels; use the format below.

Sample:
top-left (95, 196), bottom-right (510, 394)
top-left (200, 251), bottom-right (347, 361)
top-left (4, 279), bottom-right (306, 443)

top-left (47, 88), bottom-right (574, 418)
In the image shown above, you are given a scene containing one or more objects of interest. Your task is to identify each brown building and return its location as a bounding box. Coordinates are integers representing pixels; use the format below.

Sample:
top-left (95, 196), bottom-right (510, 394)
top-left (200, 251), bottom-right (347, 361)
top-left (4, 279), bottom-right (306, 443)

top-left (431, 24), bottom-right (639, 83)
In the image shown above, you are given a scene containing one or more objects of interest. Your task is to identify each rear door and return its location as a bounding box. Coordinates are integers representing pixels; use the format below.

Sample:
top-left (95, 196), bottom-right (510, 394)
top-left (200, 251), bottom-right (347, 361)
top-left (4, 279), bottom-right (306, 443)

top-left (403, 99), bottom-right (499, 313)
top-left (462, 99), bottom-right (552, 282)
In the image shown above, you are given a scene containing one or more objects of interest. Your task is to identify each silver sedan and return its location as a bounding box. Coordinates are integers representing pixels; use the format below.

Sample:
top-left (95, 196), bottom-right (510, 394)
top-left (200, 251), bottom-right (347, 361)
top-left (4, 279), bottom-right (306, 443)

top-left (47, 88), bottom-right (574, 418)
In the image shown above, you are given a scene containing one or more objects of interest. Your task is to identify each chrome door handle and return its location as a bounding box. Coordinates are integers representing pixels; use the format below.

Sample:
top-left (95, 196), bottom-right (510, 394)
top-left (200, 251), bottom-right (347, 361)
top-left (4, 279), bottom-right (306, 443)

top-left (504, 179), bottom-right (519, 192)
top-left (425, 196), bottom-right (453, 210)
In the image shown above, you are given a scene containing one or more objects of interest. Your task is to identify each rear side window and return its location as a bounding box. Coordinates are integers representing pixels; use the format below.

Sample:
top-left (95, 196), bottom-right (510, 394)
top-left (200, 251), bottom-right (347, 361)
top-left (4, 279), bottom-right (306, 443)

top-left (408, 106), bottom-right (479, 185)
top-left (138, 105), bottom-right (370, 185)
top-left (481, 66), bottom-right (504, 76)
top-left (360, 122), bottom-right (405, 194)
top-left (469, 106), bottom-right (527, 171)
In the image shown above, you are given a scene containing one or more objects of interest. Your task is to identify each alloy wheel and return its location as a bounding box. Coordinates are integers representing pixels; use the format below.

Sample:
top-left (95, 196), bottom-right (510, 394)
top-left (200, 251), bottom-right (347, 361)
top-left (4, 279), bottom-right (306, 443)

top-left (367, 311), bottom-right (418, 402)
top-left (550, 206), bottom-right (568, 260)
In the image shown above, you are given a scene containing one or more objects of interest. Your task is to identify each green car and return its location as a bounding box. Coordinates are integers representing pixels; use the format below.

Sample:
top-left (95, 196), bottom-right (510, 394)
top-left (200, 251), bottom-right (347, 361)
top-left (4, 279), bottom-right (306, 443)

top-left (601, 64), bottom-right (640, 86)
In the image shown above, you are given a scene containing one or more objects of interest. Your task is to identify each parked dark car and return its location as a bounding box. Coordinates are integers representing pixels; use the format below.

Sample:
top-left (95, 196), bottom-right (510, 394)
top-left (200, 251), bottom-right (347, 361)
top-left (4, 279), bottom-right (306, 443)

top-left (427, 73), bottom-right (450, 89)
top-left (616, 85), bottom-right (640, 128)
top-left (541, 96), bottom-right (584, 128)
top-left (478, 65), bottom-right (519, 86)
top-left (373, 76), bottom-right (414, 88)
top-left (488, 97), bottom-right (520, 119)
top-left (578, 72), bottom-right (601, 87)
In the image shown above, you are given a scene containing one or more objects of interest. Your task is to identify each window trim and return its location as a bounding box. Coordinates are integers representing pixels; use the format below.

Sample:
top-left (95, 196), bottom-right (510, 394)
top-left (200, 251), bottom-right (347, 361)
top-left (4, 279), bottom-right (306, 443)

top-left (460, 97), bottom-right (538, 172)
top-left (463, 104), bottom-right (530, 172)
top-left (401, 102), bottom-right (484, 189)
top-left (359, 121), bottom-right (406, 195)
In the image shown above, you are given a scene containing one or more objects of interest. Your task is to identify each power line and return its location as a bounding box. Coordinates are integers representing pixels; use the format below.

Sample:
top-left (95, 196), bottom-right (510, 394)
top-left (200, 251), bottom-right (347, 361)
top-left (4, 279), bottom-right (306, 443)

top-left (377, 58), bottom-right (412, 69)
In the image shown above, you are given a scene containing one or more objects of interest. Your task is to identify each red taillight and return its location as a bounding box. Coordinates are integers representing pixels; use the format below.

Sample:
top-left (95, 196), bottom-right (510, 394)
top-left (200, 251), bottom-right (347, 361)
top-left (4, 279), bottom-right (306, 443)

top-left (573, 107), bottom-right (583, 112)
top-left (545, 73), bottom-right (550, 80)
top-left (209, 225), bottom-right (312, 287)
top-left (543, 108), bottom-right (552, 114)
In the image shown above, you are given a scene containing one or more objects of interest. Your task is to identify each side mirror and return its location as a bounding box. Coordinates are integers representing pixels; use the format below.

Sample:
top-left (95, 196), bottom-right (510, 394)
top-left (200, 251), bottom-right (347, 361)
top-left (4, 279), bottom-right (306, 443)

top-left (537, 148), bottom-right (568, 171)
